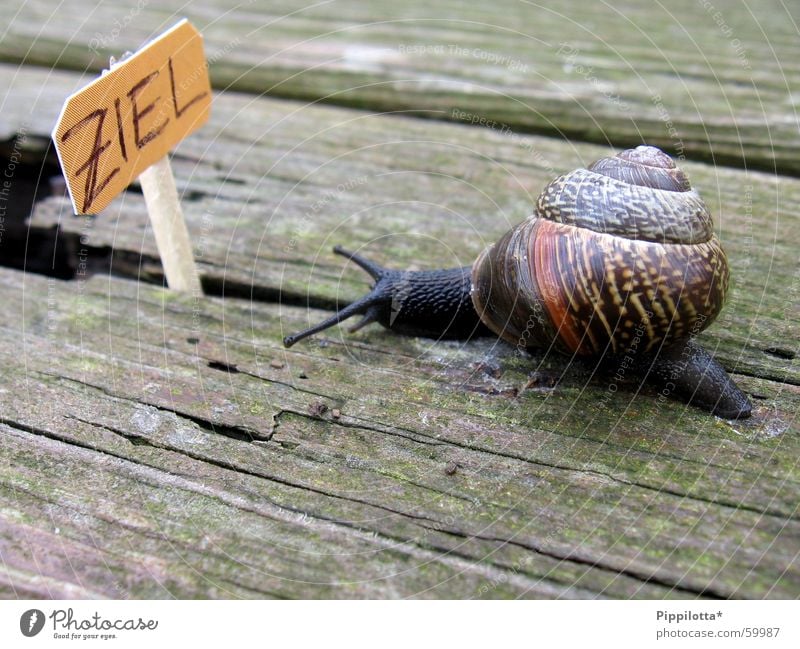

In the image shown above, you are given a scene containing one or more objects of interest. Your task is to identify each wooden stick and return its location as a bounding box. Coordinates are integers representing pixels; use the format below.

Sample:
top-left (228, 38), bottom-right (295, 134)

top-left (138, 156), bottom-right (203, 294)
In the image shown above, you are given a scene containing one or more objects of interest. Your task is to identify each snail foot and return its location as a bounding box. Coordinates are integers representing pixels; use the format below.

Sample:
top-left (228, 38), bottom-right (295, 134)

top-left (649, 338), bottom-right (752, 419)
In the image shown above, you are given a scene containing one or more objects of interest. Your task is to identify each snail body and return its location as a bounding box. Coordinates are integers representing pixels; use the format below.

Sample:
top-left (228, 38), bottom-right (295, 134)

top-left (284, 146), bottom-right (751, 419)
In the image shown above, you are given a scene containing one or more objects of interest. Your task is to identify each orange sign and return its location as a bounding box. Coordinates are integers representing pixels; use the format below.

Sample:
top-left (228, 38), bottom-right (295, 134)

top-left (52, 20), bottom-right (211, 214)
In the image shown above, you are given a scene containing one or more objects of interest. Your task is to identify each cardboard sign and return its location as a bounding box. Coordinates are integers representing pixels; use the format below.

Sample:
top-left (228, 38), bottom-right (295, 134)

top-left (52, 19), bottom-right (211, 214)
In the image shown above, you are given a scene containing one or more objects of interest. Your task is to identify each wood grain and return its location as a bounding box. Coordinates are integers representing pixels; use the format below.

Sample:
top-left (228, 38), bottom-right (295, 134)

top-left (0, 0), bottom-right (798, 173)
top-left (8, 63), bottom-right (797, 387)
top-left (0, 7), bottom-right (797, 597)
top-left (0, 267), bottom-right (797, 598)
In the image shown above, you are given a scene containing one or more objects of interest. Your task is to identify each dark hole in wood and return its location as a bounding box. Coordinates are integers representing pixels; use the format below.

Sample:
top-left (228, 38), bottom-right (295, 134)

top-left (208, 360), bottom-right (240, 373)
top-left (764, 347), bottom-right (796, 360)
top-left (0, 134), bottom-right (158, 282)
top-left (0, 135), bottom-right (78, 279)
top-left (0, 131), bottom-right (352, 314)
top-left (182, 189), bottom-right (206, 202)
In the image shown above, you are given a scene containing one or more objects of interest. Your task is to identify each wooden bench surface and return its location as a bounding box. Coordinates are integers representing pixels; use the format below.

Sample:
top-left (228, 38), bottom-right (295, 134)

top-left (0, 0), bottom-right (797, 599)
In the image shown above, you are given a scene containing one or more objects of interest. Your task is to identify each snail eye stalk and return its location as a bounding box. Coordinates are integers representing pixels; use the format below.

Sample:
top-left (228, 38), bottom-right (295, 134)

top-left (283, 247), bottom-right (392, 348)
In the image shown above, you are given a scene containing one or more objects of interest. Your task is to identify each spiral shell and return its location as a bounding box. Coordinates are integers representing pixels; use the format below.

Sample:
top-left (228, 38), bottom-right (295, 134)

top-left (470, 146), bottom-right (729, 356)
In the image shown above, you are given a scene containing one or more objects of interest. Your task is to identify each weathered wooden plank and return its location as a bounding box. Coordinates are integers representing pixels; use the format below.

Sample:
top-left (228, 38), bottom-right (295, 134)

top-left (0, 268), bottom-right (797, 598)
top-left (0, 352), bottom-right (655, 598)
top-left (0, 40), bottom-right (797, 598)
top-left (1, 0), bottom-right (797, 173)
top-left (4, 422), bottom-right (580, 599)
top-left (4, 62), bottom-right (796, 388)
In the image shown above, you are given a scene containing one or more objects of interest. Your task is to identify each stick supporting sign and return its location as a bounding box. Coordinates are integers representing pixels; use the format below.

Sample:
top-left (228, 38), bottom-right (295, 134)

top-left (52, 19), bottom-right (210, 294)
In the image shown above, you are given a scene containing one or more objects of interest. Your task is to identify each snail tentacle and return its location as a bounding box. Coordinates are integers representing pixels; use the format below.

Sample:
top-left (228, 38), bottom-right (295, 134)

top-left (331, 245), bottom-right (385, 280)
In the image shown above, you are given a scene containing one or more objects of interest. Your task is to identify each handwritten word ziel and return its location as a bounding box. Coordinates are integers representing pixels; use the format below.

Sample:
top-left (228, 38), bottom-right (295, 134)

top-left (53, 20), bottom-right (211, 214)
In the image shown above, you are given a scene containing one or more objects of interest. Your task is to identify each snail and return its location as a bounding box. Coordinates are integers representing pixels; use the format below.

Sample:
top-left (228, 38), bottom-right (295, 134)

top-left (283, 146), bottom-right (752, 419)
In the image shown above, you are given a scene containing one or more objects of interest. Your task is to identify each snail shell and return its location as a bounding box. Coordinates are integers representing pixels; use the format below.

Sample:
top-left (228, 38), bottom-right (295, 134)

top-left (470, 146), bottom-right (729, 357)
top-left (282, 145), bottom-right (751, 418)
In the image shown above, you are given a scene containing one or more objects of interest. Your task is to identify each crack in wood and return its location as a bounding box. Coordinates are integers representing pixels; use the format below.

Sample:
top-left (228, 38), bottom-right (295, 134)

top-left (273, 408), bottom-right (448, 448)
top-left (0, 415), bottom-right (585, 597)
top-left (15, 411), bottom-right (448, 528)
top-left (425, 524), bottom-right (727, 599)
top-left (331, 413), bottom-right (800, 520)
top-left (733, 367), bottom-right (800, 388)
top-left (37, 367), bottom-right (799, 521)
top-left (1, 420), bottom-right (604, 597)
top-left (40, 372), bottom-right (270, 442)
top-left (763, 347), bottom-right (796, 361)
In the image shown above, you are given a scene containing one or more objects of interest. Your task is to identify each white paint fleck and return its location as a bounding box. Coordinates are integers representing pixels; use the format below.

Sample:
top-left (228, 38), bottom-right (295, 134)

top-left (762, 417), bottom-right (790, 438)
top-left (341, 45), bottom-right (399, 72)
top-left (405, 76), bottom-right (477, 93)
top-left (166, 424), bottom-right (206, 446)
top-left (131, 407), bottom-right (161, 435)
